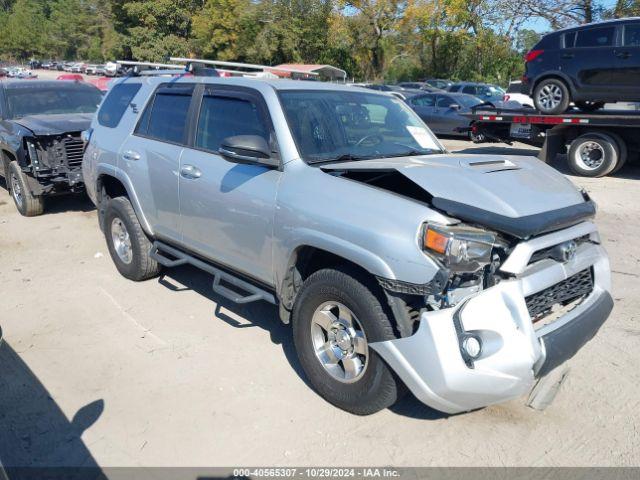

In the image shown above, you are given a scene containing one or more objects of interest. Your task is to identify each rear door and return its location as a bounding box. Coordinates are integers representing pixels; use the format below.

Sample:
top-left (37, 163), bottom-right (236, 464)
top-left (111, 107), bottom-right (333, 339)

top-left (178, 85), bottom-right (281, 284)
top-left (563, 25), bottom-right (616, 94)
top-left (611, 21), bottom-right (640, 97)
top-left (117, 83), bottom-right (195, 243)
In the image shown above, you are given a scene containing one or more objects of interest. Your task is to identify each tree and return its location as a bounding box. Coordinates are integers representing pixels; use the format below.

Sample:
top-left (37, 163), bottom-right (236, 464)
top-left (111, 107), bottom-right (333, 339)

top-left (0, 0), bottom-right (48, 59)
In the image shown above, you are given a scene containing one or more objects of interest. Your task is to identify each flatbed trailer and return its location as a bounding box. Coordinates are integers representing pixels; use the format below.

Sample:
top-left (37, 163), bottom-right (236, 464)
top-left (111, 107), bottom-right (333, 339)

top-left (464, 107), bottom-right (640, 177)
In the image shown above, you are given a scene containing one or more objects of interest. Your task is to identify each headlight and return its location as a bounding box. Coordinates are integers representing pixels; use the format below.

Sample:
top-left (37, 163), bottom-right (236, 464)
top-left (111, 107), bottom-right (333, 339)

top-left (423, 223), bottom-right (496, 273)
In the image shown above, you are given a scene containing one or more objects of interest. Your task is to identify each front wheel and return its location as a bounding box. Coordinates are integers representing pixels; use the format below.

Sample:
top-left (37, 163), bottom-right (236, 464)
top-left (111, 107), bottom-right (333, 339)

top-left (534, 78), bottom-right (571, 114)
top-left (104, 196), bottom-right (161, 281)
top-left (7, 161), bottom-right (44, 217)
top-left (292, 267), bottom-right (404, 415)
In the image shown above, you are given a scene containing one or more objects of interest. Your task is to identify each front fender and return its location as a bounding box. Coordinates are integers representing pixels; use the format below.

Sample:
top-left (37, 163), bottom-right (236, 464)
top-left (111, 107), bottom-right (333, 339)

top-left (95, 164), bottom-right (154, 237)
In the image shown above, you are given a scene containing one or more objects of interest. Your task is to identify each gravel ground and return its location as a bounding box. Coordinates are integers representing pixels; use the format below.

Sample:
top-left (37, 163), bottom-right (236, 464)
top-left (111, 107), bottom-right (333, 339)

top-left (0, 138), bottom-right (638, 469)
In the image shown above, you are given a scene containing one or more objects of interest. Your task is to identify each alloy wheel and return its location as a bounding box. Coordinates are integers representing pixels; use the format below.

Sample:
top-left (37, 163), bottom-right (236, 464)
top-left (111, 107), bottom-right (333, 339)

top-left (537, 84), bottom-right (563, 111)
top-left (111, 217), bottom-right (133, 264)
top-left (10, 172), bottom-right (23, 209)
top-left (310, 301), bottom-right (369, 383)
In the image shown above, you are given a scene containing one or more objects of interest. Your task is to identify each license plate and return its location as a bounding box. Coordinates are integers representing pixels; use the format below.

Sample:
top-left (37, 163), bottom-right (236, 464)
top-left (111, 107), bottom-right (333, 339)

top-left (510, 123), bottom-right (532, 139)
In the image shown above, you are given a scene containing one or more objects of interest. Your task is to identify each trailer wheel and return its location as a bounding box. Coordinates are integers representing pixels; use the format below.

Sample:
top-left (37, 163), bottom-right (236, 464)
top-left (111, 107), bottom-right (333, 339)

top-left (567, 133), bottom-right (619, 177)
top-left (604, 131), bottom-right (628, 174)
top-left (534, 78), bottom-right (571, 114)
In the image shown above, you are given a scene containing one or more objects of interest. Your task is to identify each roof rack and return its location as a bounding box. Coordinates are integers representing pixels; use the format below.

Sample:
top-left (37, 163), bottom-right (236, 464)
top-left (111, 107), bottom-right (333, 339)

top-left (117, 60), bottom-right (187, 77)
top-left (116, 58), bottom-right (322, 79)
top-left (170, 57), bottom-right (319, 77)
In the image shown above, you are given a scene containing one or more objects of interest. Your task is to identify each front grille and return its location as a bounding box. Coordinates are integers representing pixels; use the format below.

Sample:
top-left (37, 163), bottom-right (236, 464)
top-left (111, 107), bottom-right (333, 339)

top-left (63, 137), bottom-right (84, 167)
top-left (528, 235), bottom-right (590, 265)
top-left (525, 268), bottom-right (594, 322)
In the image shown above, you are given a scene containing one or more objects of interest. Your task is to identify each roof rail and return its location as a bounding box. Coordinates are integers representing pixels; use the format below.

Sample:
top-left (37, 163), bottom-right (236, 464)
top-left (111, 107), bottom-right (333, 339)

top-left (169, 57), bottom-right (319, 77)
top-left (117, 60), bottom-right (187, 77)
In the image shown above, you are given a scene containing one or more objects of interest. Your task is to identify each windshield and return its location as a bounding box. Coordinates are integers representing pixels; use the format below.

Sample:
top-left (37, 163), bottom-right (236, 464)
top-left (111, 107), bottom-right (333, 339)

top-left (6, 86), bottom-right (102, 119)
top-left (279, 90), bottom-right (444, 163)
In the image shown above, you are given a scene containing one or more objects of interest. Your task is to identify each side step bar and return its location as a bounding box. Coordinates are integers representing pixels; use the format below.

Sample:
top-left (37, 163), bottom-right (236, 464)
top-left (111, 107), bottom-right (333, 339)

top-left (149, 241), bottom-right (276, 305)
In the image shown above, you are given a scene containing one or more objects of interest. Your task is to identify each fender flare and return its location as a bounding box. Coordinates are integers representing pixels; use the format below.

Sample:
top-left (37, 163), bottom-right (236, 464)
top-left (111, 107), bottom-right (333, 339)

top-left (96, 164), bottom-right (155, 237)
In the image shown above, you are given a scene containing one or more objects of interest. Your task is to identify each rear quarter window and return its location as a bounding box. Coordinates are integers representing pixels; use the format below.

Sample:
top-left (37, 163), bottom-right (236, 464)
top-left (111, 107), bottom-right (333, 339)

top-left (97, 83), bottom-right (142, 128)
top-left (535, 33), bottom-right (560, 50)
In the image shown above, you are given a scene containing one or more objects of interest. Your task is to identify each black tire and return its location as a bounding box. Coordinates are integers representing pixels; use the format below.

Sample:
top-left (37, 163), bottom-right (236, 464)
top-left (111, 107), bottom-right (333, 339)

top-left (604, 131), bottom-right (628, 174)
top-left (533, 78), bottom-right (571, 114)
top-left (575, 101), bottom-right (605, 112)
top-left (292, 266), bottom-right (404, 415)
top-left (7, 161), bottom-right (44, 216)
top-left (104, 196), bottom-right (161, 281)
top-left (567, 133), bottom-right (619, 177)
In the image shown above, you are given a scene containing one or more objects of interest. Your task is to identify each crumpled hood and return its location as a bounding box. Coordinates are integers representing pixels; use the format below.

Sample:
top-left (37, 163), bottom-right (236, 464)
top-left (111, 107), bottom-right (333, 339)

top-left (14, 113), bottom-right (93, 136)
top-left (323, 154), bottom-right (586, 218)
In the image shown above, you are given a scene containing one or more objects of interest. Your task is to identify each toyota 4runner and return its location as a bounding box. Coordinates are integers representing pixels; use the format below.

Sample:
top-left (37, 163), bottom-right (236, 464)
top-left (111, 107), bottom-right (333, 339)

top-left (83, 73), bottom-right (613, 415)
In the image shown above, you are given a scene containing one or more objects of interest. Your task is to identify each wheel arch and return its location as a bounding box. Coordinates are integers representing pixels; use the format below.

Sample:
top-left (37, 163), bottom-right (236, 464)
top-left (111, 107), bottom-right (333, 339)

top-left (532, 72), bottom-right (576, 97)
top-left (96, 170), bottom-right (154, 236)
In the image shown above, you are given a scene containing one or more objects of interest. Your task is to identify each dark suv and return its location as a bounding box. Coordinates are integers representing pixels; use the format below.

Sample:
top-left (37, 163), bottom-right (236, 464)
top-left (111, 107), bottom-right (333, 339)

top-left (523, 18), bottom-right (640, 114)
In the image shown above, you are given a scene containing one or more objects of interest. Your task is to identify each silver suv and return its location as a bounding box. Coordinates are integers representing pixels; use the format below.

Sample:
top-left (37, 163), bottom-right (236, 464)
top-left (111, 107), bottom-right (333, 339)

top-left (83, 74), bottom-right (613, 415)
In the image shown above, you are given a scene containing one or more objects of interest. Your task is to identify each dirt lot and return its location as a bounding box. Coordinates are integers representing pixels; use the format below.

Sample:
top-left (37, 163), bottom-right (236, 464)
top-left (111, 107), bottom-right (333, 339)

top-left (0, 139), bottom-right (639, 469)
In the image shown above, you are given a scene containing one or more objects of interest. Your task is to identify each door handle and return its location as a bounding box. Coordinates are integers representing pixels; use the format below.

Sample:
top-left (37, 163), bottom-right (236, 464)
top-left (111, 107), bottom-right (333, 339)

top-left (122, 150), bottom-right (141, 161)
top-left (561, 53), bottom-right (574, 59)
top-left (180, 164), bottom-right (202, 179)
top-left (616, 51), bottom-right (631, 59)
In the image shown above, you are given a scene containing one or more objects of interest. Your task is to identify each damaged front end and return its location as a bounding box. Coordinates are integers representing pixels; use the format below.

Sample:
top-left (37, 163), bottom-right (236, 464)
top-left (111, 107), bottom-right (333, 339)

top-left (371, 220), bottom-right (612, 414)
top-left (23, 133), bottom-right (86, 195)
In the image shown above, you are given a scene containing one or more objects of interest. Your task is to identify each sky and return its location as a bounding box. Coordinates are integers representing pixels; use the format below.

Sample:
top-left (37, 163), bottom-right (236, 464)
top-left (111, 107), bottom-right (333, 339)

top-left (522, 0), bottom-right (619, 32)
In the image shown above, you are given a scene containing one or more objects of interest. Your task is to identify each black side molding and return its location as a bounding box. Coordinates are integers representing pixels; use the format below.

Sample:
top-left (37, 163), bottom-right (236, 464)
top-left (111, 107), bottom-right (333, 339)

top-left (431, 198), bottom-right (596, 239)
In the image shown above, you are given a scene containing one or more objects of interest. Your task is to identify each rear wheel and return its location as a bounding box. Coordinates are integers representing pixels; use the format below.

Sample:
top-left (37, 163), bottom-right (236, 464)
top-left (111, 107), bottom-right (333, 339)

top-left (292, 267), bottom-right (404, 415)
top-left (567, 133), bottom-right (619, 177)
top-left (534, 78), bottom-right (571, 114)
top-left (7, 161), bottom-right (44, 216)
top-left (104, 196), bottom-right (161, 281)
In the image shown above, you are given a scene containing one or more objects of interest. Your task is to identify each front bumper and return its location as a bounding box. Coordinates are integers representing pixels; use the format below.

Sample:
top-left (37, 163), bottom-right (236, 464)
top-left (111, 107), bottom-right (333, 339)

top-left (371, 221), bottom-right (612, 414)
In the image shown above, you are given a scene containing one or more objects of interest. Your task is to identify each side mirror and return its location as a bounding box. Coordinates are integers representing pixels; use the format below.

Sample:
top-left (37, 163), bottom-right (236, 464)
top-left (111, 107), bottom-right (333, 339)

top-left (449, 104), bottom-right (461, 111)
top-left (219, 135), bottom-right (279, 168)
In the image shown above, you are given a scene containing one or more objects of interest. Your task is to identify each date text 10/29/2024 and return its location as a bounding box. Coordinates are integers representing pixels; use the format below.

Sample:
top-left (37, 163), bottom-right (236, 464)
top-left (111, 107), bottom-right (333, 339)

top-left (232, 468), bottom-right (400, 478)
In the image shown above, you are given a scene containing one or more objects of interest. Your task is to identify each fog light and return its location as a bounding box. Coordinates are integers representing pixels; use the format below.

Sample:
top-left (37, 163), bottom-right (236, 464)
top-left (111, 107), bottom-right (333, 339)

top-left (462, 335), bottom-right (482, 359)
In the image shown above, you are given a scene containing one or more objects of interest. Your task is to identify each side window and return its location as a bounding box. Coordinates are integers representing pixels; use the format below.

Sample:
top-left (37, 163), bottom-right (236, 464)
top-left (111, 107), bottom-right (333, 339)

top-left (411, 95), bottom-right (435, 107)
top-left (623, 24), bottom-right (640, 46)
top-left (575, 26), bottom-right (615, 48)
top-left (195, 94), bottom-right (269, 153)
top-left (136, 87), bottom-right (193, 144)
top-left (449, 85), bottom-right (461, 92)
top-left (462, 86), bottom-right (476, 95)
top-left (97, 83), bottom-right (141, 128)
top-left (563, 31), bottom-right (577, 48)
top-left (437, 96), bottom-right (455, 108)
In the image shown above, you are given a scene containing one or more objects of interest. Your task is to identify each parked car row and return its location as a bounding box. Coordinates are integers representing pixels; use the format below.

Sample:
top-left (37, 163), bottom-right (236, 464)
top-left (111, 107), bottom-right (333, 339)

top-left (31, 59), bottom-right (124, 77)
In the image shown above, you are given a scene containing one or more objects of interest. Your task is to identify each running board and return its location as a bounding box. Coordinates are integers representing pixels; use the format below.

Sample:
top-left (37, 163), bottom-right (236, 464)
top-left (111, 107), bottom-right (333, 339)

top-left (150, 241), bottom-right (276, 305)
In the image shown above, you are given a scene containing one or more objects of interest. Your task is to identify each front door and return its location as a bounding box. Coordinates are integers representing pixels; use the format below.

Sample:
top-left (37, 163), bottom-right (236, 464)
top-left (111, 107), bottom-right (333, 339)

top-left (179, 86), bottom-right (281, 285)
top-left (611, 22), bottom-right (640, 99)
top-left (564, 25), bottom-right (616, 96)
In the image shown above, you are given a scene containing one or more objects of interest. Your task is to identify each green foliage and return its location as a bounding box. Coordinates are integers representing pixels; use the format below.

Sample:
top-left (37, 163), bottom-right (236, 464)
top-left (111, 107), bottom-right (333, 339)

top-left (0, 0), bottom-right (604, 85)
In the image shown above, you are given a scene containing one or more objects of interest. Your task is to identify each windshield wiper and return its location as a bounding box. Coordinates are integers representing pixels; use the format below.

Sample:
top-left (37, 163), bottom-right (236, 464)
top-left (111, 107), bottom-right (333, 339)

top-left (308, 153), bottom-right (374, 165)
top-left (380, 149), bottom-right (437, 158)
